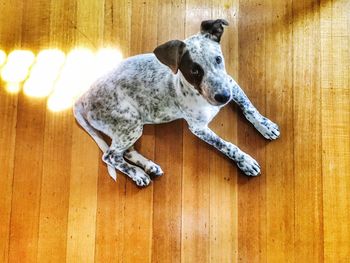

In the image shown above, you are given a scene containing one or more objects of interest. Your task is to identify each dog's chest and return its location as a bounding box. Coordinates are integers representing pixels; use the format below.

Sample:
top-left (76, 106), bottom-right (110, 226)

top-left (176, 86), bottom-right (220, 125)
top-left (184, 104), bottom-right (220, 126)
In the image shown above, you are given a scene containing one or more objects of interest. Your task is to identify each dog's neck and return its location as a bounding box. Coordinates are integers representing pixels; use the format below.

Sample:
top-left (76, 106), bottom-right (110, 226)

top-left (175, 73), bottom-right (204, 105)
top-left (178, 74), bottom-right (201, 96)
top-left (173, 72), bottom-right (220, 125)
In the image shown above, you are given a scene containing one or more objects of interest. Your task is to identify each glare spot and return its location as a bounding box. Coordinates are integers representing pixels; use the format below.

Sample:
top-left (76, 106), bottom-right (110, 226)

top-left (53, 48), bottom-right (96, 98)
top-left (49, 48), bottom-right (96, 112)
top-left (1, 47), bottom-right (124, 112)
top-left (23, 78), bottom-right (55, 98)
top-left (37, 49), bottom-right (66, 65)
top-left (95, 48), bottom-right (123, 77)
top-left (24, 49), bottom-right (65, 97)
top-left (6, 83), bottom-right (21, 93)
top-left (7, 50), bottom-right (35, 67)
top-left (47, 93), bottom-right (74, 112)
top-left (1, 50), bottom-right (35, 91)
top-left (1, 66), bottom-right (29, 84)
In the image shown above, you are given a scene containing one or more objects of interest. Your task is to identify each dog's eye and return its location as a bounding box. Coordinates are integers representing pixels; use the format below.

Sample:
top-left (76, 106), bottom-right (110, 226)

top-left (191, 68), bottom-right (199, 75)
top-left (215, 56), bottom-right (222, 64)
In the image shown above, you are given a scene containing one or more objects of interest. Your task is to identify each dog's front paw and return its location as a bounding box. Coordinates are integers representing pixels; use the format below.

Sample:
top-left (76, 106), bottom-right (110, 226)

top-left (256, 117), bottom-right (280, 140)
top-left (236, 153), bottom-right (261, 176)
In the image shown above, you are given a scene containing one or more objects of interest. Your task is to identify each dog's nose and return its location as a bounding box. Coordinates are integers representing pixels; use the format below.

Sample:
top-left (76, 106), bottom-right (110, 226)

top-left (214, 93), bottom-right (231, 104)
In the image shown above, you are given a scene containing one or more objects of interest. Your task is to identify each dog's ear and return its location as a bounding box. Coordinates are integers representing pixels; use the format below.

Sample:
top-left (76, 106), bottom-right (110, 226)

top-left (200, 19), bottom-right (229, 43)
top-left (153, 40), bottom-right (187, 74)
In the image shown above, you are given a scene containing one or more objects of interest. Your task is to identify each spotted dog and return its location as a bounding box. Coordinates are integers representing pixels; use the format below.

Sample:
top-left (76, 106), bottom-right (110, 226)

top-left (73, 19), bottom-right (280, 187)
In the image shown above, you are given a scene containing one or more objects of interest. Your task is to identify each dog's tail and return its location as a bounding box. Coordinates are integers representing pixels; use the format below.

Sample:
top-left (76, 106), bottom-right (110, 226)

top-left (73, 101), bottom-right (117, 180)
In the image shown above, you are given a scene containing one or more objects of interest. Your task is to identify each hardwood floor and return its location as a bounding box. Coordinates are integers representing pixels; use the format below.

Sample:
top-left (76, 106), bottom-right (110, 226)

top-left (0, 0), bottom-right (349, 262)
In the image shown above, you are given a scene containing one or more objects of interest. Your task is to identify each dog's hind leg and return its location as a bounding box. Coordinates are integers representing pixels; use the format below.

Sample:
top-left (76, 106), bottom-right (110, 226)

top-left (124, 147), bottom-right (163, 178)
top-left (73, 103), bottom-right (117, 179)
top-left (103, 146), bottom-right (151, 187)
top-left (95, 123), bottom-right (152, 187)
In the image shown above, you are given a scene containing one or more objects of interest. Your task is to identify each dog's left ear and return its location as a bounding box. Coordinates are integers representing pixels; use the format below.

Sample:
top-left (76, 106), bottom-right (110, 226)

top-left (200, 19), bottom-right (229, 43)
top-left (153, 40), bottom-right (187, 74)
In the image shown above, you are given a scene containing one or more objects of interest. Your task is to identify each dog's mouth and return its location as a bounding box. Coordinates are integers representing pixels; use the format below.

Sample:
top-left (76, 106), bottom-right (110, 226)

top-left (207, 97), bottom-right (222, 106)
top-left (200, 86), bottom-right (215, 106)
top-left (201, 88), bottom-right (231, 107)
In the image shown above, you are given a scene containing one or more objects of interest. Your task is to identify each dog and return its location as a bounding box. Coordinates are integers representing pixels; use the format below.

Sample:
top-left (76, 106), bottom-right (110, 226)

top-left (73, 19), bottom-right (280, 187)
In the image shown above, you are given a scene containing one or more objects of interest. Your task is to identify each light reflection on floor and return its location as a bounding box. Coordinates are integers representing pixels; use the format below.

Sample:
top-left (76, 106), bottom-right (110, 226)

top-left (0, 48), bottom-right (123, 112)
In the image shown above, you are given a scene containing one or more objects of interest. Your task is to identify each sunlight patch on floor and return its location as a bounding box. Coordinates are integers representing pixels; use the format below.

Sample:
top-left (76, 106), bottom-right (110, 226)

top-left (0, 47), bottom-right (123, 112)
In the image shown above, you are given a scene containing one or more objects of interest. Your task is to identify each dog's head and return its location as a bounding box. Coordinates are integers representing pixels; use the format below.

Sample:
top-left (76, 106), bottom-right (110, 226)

top-left (154, 19), bottom-right (231, 106)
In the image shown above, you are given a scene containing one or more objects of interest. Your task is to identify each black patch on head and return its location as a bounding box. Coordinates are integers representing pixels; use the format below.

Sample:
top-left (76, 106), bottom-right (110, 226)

top-left (178, 51), bottom-right (204, 93)
top-left (200, 19), bottom-right (229, 43)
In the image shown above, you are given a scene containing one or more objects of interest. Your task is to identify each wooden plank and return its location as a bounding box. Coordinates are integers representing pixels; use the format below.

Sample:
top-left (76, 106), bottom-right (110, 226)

top-left (65, 0), bottom-right (103, 262)
top-left (7, 0), bottom-right (50, 262)
top-left (321, 0), bottom-right (350, 261)
top-left (36, 2), bottom-right (76, 262)
top-left (37, 111), bottom-right (72, 263)
top-left (0, 0), bottom-right (22, 261)
top-left (94, 1), bottom-right (131, 262)
top-left (322, 89), bottom-right (350, 262)
top-left (209, 1), bottom-right (238, 262)
top-left (0, 0), bottom-right (23, 51)
top-left (0, 91), bottom-right (18, 263)
top-left (237, 1), bottom-right (267, 262)
top-left (152, 1), bottom-right (185, 262)
top-left (121, 1), bottom-right (158, 262)
top-left (182, 2), bottom-right (212, 262)
top-left (264, 1), bottom-right (294, 262)
top-left (209, 112), bottom-right (237, 263)
top-left (152, 121), bottom-right (183, 263)
top-left (66, 120), bottom-right (99, 263)
top-left (47, 0), bottom-right (77, 52)
top-left (94, 161), bottom-right (127, 263)
top-left (102, 0), bottom-right (131, 55)
top-left (7, 96), bottom-right (46, 263)
top-left (292, 1), bottom-right (324, 262)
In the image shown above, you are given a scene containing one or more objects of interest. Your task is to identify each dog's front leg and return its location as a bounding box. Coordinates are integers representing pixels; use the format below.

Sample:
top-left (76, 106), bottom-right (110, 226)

top-left (189, 125), bottom-right (260, 176)
top-left (228, 77), bottom-right (280, 140)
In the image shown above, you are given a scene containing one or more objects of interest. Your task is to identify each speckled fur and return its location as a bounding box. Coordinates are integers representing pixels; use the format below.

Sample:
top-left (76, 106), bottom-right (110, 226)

top-left (73, 26), bottom-right (280, 187)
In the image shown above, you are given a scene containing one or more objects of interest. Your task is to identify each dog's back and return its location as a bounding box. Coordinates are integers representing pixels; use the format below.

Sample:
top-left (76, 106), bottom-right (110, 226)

top-left (74, 52), bottom-right (182, 129)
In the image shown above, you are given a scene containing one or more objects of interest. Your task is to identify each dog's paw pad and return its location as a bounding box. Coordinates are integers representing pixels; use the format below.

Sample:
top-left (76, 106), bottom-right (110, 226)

top-left (145, 164), bottom-right (164, 178)
top-left (257, 118), bottom-right (280, 140)
top-left (237, 154), bottom-right (261, 176)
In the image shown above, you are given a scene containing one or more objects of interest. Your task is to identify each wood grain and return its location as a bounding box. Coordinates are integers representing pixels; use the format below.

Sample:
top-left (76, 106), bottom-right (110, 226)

top-left (65, 0), bottom-right (103, 262)
top-left (94, 1), bottom-right (130, 262)
top-left (121, 1), bottom-right (158, 262)
top-left (321, 1), bottom-right (350, 262)
top-left (181, 1), bottom-right (212, 262)
top-left (237, 0), bottom-right (268, 261)
top-left (152, 1), bottom-right (185, 262)
top-left (265, 1), bottom-right (295, 262)
top-left (0, 1), bottom-right (22, 262)
top-left (0, 88), bottom-right (17, 263)
top-left (36, 2), bottom-right (76, 261)
top-left (209, 1), bottom-right (238, 262)
top-left (0, 0), bottom-right (349, 262)
top-left (293, 1), bottom-right (323, 262)
top-left (7, 0), bottom-right (50, 262)
top-left (37, 112), bottom-right (72, 263)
